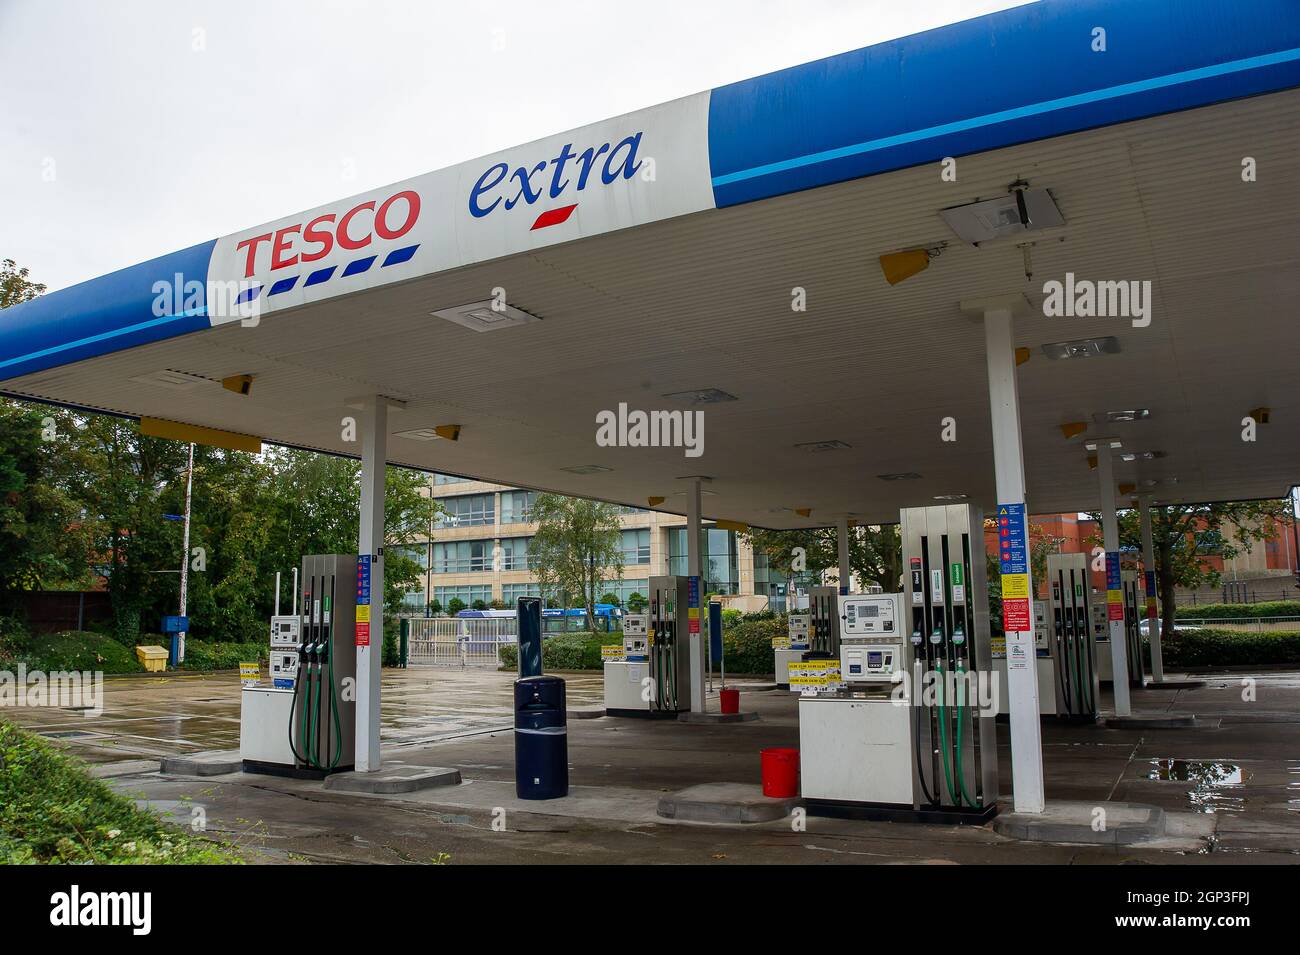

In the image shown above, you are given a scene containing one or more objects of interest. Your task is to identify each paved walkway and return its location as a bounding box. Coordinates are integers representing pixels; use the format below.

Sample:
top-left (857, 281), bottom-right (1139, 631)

top-left (5, 666), bottom-right (1299, 864)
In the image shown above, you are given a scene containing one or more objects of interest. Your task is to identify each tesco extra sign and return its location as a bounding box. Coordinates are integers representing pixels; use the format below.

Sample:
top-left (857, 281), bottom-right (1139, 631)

top-left (468, 131), bottom-right (644, 230)
top-left (234, 190), bottom-right (421, 278)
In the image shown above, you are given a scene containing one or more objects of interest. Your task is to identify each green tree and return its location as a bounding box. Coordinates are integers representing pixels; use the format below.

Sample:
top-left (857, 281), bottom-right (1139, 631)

top-left (528, 494), bottom-right (624, 631)
top-left (0, 259), bottom-right (45, 309)
top-left (626, 591), bottom-right (646, 613)
top-left (0, 403), bottom-right (95, 616)
top-left (446, 597), bottom-right (466, 616)
top-left (1087, 500), bottom-right (1291, 633)
top-left (740, 524), bottom-right (903, 593)
top-left (599, 592), bottom-right (621, 607)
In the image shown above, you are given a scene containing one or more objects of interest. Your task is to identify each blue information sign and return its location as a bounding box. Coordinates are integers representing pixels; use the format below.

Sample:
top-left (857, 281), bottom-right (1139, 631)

top-left (996, 503), bottom-right (1028, 575)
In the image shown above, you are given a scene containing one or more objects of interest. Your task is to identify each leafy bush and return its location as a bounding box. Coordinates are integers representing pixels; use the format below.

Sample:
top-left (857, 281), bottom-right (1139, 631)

top-left (1159, 628), bottom-right (1300, 668)
top-left (721, 608), bottom-right (742, 629)
top-left (498, 632), bottom-right (620, 671)
top-left (740, 609), bottom-right (777, 623)
top-left (178, 640), bottom-right (267, 671)
top-left (714, 615), bottom-right (785, 676)
top-left (1175, 601), bottom-right (1300, 620)
top-left (0, 630), bottom-right (143, 674)
top-left (0, 720), bottom-right (242, 864)
top-left (446, 597), bottom-right (466, 616)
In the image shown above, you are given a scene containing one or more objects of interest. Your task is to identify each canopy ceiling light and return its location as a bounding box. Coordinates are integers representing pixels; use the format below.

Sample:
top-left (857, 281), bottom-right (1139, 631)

top-left (940, 183), bottom-right (1064, 245)
top-left (794, 439), bottom-right (851, 453)
top-left (431, 300), bottom-right (540, 332)
top-left (1096, 409), bottom-right (1151, 423)
top-left (661, 387), bottom-right (737, 405)
top-left (1041, 336), bottom-right (1121, 360)
top-left (393, 424), bottom-right (461, 441)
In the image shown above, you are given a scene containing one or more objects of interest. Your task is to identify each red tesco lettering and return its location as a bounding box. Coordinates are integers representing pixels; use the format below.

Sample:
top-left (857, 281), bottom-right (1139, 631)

top-left (235, 190), bottom-right (421, 278)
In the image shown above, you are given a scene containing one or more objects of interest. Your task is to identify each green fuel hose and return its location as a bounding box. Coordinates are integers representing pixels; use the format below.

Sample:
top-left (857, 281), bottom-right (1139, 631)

top-left (935, 661), bottom-right (959, 805)
top-left (327, 652), bottom-right (343, 769)
top-left (955, 660), bottom-right (977, 807)
top-left (299, 662), bottom-right (314, 768)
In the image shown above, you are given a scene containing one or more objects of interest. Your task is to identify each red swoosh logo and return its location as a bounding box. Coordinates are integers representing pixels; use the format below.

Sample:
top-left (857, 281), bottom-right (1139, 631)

top-left (530, 204), bottom-right (578, 230)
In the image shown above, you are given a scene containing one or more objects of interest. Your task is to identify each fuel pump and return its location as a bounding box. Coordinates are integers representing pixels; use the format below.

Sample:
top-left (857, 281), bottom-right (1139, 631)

top-left (604, 612), bottom-right (652, 714)
top-left (799, 504), bottom-right (997, 824)
top-left (240, 554), bottom-right (357, 776)
top-left (774, 612), bottom-right (810, 689)
top-left (629, 576), bottom-right (692, 716)
top-left (1045, 553), bottom-right (1099, 721)
top-left (808, 586), bottom-right (842, 657)
top-left (1121, 569), bottom-right (1146, 687)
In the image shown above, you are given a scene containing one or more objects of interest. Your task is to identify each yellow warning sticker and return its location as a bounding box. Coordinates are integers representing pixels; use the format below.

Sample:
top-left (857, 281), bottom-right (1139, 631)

top-left (356, 605), bottom-right (371, 622)
top-left (1001, 573), bottom-right (1029, 599)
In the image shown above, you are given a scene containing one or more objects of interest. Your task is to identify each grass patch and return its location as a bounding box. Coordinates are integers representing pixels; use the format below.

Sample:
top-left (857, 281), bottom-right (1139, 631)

top-left (0, 719), bottom-right (242, 864)
top-left (0, 630), bottom-right (143, 674)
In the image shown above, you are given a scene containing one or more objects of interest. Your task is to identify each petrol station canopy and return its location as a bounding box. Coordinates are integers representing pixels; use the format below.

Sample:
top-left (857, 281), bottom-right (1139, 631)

top-left (3, 0), bottom-right (1299, 528)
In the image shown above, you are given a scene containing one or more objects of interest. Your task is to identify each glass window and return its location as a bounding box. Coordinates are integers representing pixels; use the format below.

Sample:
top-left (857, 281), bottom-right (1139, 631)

top-left (502, 582), bottom-right (540, 605)
top-left (432, 539), bottom-right (493, 573)
top-left (500, 537), bottom-right (531, 570)
top-left (600, 578), bottom-right (647, 606)
top-left (620, 528), bottom-right (650, 565)
top-left (500, 490), bottom-right (537, 524)
top-left (436, 493), bottom-right (495, 528)
top-left (434, 585), bottom-right (493, 607)
top-left (668, 527), bottom-right (739, 594)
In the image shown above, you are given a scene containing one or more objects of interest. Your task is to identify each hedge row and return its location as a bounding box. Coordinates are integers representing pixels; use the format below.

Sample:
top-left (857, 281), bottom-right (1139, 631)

top-left (498, 632), bottom-right (621, 671)
top-left (178, 641), bottom-right (269, 671)
top-left (1159, 628), bottom-right (1300, 668)
top-left (496, 617), bottom-right (787, 676)
top-left (1174, 601), bottom-right (1300, 620)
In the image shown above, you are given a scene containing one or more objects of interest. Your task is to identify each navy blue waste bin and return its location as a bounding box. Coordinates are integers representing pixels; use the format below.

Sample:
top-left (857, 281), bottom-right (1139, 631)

top-left (514, 675), bottom-right (568, 799)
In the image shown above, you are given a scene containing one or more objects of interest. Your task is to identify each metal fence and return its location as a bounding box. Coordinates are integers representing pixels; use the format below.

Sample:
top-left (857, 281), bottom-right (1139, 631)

top-left (403, 616), bottom-right (516, 667)
top-left (1175, 615), bottom-right (1300, 633)
top-left (1178, 586), bottom-right (1299, 605)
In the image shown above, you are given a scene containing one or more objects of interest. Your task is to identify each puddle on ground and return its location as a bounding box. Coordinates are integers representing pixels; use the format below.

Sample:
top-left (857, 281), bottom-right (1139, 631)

top-left (1148, 759), bottom-right (1248, 813)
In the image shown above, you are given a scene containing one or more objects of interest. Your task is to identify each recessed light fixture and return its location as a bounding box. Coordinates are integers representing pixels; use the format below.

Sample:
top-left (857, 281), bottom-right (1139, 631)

top-left (559, 464), bottom-right (613, 475)
top-left (877, 472), bottom-right (922, 481)
top-left (431, 300), bottom-right (540, 333)
top-left (1041, 336), bottom-right (1121, 360)
top-left (940, 186), bottom-right (1064, 244)
top-left (661, 388), bottom-right (738, 405)
top-left (394, 425), bottom-right (461, 442)
top-left (129, 369), bottom-right (210, 390)
top-left (933, 493), bottom-right (969, 501)
top-left (1097, 409), bottom-right (1151, 423)
top-left (1121, 450), bottom-right (1166, 462)
top-left (794, 440), bottom-right (851, 453)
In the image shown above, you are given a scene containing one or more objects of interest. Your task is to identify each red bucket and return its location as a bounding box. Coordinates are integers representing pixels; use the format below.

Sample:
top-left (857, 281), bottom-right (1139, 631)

top-left (760, 747), bottom-right (799, 798)
top-left (720, 687), bottom-right (740, 714)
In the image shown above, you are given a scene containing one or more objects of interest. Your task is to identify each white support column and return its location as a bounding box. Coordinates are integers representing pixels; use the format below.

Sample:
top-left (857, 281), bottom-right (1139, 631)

top-left (686, 478), bottom-right (705, 712)
top-left (837, 516), bottom-right (852, 594)
top-left (356, 397), bottom-right (387, 772)
top-left (1139, 495), bottom-right (1165, 682)
top-left (1096, 441), bottom-right (1132, 716)
top-left (967, 294), bottom-right (1044, 814)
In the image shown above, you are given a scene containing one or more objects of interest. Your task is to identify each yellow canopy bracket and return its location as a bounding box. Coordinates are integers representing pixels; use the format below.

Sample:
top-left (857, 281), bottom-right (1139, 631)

top-left (140, 417), bottom-right (262, 453)
top-left (221, 374), bottom-right (253, 396)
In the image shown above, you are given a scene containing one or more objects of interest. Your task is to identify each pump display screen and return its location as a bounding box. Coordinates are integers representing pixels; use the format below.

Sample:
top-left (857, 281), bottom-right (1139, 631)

top-left (859, 606), bottom-right (878, 618)
top-left (867, 651), bottom-right (883, 667)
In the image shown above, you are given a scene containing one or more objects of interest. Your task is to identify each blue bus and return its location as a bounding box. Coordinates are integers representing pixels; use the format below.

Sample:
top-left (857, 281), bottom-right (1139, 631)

top-left (456, 604), bottom-right (622, 633)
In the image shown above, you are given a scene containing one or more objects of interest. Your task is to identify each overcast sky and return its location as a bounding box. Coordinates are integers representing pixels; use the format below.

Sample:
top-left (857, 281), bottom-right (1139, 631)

top-left (0, 0), bottom-right (1033, 292)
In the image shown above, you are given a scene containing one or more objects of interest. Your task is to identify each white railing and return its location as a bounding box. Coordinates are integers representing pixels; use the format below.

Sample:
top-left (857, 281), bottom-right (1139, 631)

top-left (1173, 615), bottom-right (1300, 633)
top-left (404, 616), bottom-right (515, 667)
